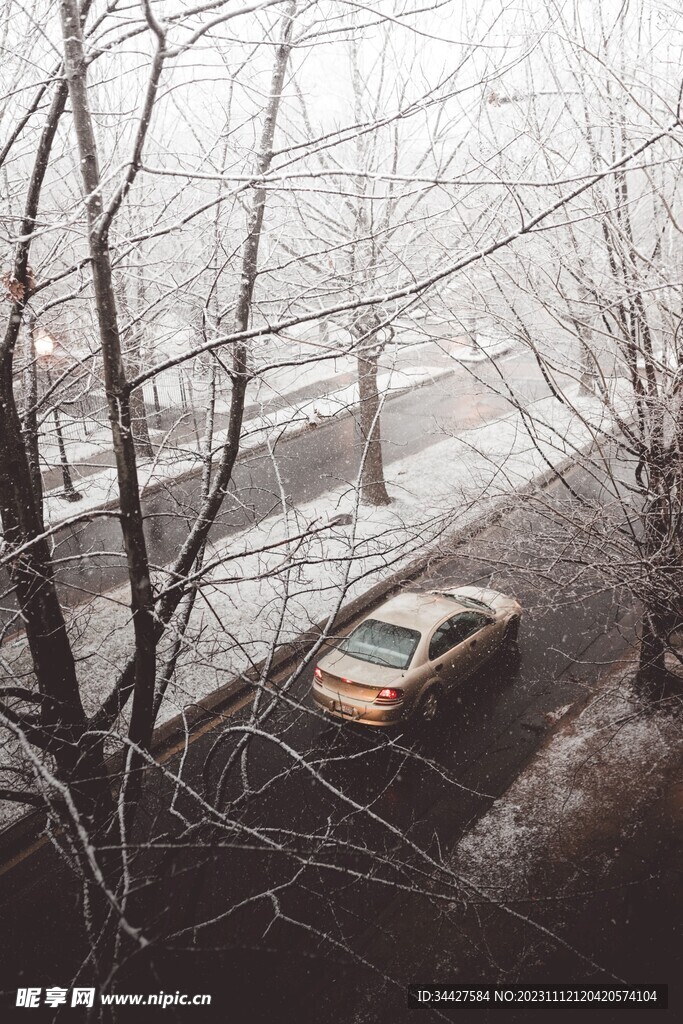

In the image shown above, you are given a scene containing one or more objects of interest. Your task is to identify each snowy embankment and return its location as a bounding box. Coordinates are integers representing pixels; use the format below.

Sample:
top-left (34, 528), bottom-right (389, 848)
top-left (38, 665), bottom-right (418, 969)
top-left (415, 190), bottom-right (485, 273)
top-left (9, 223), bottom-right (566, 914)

top-left (0, 383), bottom-right (616, 830)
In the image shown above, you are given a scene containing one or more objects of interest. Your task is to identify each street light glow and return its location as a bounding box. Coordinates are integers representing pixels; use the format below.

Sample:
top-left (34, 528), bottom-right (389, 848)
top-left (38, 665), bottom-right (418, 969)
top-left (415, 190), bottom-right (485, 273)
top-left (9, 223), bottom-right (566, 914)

top-left (34, 328), bottom-right (55, 358)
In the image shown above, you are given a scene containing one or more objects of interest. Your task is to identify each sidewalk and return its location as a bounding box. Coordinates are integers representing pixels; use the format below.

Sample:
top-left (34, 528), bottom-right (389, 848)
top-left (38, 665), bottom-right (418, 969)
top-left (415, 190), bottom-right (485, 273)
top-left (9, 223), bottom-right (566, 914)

top-left (446, 660), bottom-right (682, 998)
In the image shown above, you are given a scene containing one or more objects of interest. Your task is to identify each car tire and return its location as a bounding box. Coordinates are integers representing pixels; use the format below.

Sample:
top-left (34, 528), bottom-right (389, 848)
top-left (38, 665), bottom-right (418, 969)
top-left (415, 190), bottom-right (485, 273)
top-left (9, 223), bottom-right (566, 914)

top-left (415, 686), bottom-right (442, 725)
top-left (504, 616), bottom-right (520, 643)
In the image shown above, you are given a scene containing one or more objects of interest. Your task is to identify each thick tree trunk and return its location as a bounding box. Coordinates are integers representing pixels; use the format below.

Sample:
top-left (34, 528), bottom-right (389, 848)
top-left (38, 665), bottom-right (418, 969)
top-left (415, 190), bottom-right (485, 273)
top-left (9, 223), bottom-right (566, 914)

top-left (636, 488), bottom-right (677, 694)
top-left (92, 1), bottom-right (298, 733)
top-left (356, 347), bottom-right (391, 506)
top-left (637, 605), bottom-right (668, 698)
top-left (0, 385), bottom-right (115, 824)
top-left (0, 3), bottom-right (114, 827)
top-left (639, 620), bottom-right (665, 675)
top-left (60, 0), bottom-right (157, 750)
top-left (129, 360), bottom-right (154, 459)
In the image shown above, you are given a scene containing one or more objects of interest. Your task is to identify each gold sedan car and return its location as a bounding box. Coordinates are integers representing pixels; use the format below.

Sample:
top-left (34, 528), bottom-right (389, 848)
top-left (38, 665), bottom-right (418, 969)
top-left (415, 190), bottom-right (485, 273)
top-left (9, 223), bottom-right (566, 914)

top-left (312, 586), bottom-right (522, 727)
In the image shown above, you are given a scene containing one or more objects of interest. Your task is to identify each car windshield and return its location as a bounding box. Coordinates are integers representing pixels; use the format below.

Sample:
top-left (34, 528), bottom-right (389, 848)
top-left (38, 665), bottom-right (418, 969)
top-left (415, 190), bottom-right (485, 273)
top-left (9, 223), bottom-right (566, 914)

top-left (340, 618), bottom-right (421, 669)
top-left (452, 595), bottom-right (492, 613)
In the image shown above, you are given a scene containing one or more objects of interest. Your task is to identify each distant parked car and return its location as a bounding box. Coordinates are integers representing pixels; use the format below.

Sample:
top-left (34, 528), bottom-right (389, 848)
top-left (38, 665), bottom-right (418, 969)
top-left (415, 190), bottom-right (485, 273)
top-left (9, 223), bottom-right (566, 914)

top-left (312, 586), bottom-right (522, 727)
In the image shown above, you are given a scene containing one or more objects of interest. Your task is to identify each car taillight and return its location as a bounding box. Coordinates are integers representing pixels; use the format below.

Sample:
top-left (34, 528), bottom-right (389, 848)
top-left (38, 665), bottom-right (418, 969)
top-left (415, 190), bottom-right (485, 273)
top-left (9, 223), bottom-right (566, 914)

top-left (375, 687), bottom-right (402, 702)
top-left (314, 666), bottom-right (322, 680)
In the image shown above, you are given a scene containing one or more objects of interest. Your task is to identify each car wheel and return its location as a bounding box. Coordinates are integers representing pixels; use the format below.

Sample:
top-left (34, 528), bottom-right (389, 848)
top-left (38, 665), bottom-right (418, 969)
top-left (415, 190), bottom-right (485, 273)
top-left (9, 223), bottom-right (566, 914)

top-left (416, 686), bottom-right (442, 724)
top-left (504, 616), bottom-right (520, 643)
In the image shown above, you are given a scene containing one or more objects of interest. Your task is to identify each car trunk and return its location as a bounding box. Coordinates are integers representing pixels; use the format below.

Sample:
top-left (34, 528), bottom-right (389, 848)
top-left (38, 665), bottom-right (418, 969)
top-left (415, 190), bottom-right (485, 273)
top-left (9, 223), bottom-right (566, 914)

top-left (318, 651), bottom-right (404, 701)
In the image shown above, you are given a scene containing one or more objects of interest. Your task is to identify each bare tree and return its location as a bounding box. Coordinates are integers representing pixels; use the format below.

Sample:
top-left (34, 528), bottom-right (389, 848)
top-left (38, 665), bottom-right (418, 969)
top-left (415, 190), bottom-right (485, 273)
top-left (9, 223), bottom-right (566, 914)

top-left (1, 1), bottom-right (681, 1012)
top-left (0, 0), bottom-right (301, 933)
top-left (454, 0), bottom-right (683, 690)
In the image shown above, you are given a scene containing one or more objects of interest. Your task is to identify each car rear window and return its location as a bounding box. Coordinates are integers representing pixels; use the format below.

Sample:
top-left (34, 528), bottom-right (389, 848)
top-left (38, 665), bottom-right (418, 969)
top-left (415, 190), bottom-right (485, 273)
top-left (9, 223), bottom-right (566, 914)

top-left (340, 619), bottom-right (421, 669)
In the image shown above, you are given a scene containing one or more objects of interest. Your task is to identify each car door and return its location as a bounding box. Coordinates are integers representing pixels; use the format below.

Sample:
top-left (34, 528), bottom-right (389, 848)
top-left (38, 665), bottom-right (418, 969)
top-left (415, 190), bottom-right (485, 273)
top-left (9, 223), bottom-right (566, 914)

top-left (462, 611), bottom-right (498, 668)
top-left (427, 614), bottom-right (479, 688)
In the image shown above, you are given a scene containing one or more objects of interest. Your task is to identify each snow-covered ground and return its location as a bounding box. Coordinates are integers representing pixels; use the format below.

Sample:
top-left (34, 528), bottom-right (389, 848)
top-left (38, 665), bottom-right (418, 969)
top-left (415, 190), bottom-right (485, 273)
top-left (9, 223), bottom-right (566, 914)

top-left (37, 333), bottom-right (432, 479)
top-left (449, 663), bottom-right (682, 904)
top-left (39, 424), bottom-right (112, 468)
top-left (36, 330), bottom-right (519, 529)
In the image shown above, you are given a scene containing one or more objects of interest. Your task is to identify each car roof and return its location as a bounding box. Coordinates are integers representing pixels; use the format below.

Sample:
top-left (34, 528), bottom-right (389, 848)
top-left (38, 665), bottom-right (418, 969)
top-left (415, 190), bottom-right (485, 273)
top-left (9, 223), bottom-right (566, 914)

top-left (369, 591), bottom-right (466, 633)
